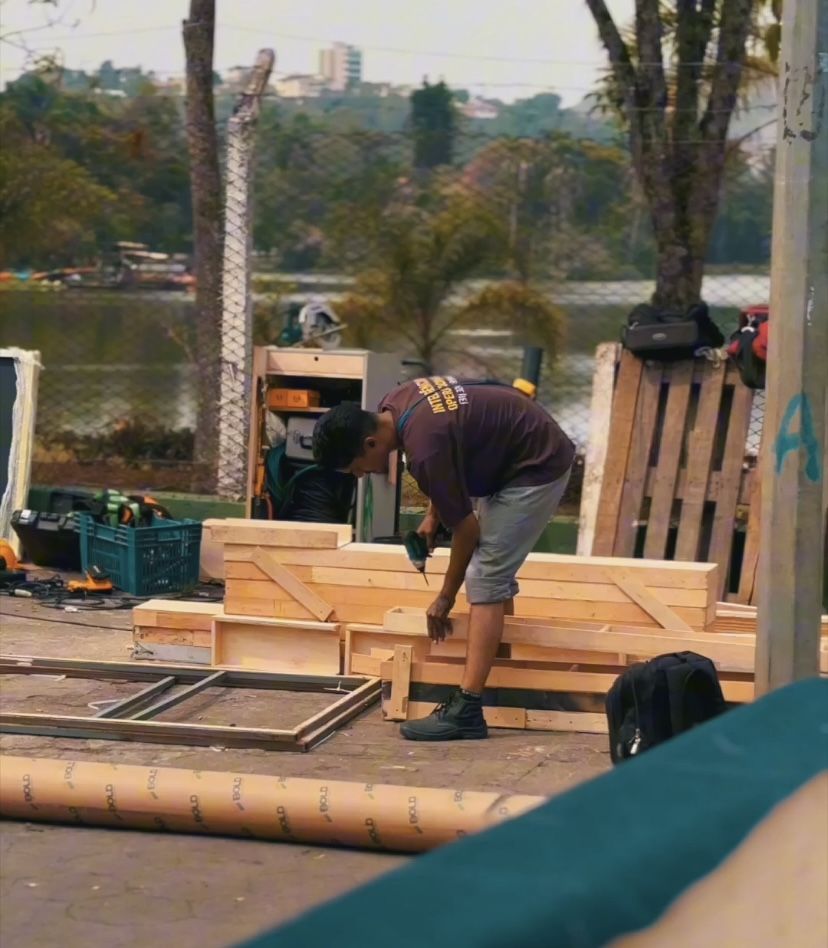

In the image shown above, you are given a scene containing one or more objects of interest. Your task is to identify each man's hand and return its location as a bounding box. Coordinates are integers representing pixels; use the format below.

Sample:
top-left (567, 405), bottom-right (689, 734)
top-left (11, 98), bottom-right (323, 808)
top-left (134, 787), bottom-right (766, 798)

top-left (426, 594), bottom-right (454, 642)
top-left (416, 505), bottom-right (440, 551)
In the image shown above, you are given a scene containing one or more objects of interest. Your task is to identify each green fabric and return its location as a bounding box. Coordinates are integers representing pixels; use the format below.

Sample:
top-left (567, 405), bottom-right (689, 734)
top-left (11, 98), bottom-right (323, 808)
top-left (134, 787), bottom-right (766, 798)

top-left (241, 677), bottom-right (828, 948)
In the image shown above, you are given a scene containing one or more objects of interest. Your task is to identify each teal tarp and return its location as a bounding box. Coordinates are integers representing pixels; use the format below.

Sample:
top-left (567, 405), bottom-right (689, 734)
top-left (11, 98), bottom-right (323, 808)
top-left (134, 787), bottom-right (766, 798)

top-left (242, 677), bottom-right (828, 948)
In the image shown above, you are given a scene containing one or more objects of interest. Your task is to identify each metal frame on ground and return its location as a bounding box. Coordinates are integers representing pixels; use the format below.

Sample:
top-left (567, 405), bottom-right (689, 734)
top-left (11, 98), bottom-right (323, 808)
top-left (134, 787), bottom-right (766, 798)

top-left (0, 656), bottom-right (380, 751)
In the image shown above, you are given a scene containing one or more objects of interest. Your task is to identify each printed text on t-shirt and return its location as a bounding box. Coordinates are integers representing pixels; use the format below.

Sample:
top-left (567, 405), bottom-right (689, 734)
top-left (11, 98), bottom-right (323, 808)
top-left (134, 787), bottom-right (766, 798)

top-left (414, 376), bottom-right (469, 414)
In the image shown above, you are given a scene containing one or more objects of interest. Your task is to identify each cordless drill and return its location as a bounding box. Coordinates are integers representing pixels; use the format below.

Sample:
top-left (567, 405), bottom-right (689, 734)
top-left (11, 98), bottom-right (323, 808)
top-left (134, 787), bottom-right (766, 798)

top-left (403, 531), bottom-right (430, 585)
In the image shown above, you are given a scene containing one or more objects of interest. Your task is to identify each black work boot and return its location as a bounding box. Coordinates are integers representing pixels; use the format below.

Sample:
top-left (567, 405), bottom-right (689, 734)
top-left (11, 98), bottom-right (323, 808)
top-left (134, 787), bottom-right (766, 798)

top-left (399, 690), bottom-right (488, 741)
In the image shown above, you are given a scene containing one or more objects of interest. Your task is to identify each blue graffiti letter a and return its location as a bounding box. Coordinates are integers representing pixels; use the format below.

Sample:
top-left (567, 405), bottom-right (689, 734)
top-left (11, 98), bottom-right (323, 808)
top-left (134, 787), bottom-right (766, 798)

top-left (774, 393), bottom-right (822, 481)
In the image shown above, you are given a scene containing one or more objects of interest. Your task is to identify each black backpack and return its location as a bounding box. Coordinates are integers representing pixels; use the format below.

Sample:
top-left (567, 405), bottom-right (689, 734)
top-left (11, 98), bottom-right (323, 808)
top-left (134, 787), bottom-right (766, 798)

top-left (621, 301), bottom-right (724, 362)
top-left (264, 443), bottom-right (355, 524)
top-left (605, 652), bottom-right (726, 764)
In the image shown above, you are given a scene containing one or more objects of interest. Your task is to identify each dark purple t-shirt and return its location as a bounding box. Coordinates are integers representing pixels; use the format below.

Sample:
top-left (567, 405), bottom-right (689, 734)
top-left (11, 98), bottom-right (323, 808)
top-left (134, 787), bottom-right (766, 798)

top-left (378, 376), bottom-right (574, 528)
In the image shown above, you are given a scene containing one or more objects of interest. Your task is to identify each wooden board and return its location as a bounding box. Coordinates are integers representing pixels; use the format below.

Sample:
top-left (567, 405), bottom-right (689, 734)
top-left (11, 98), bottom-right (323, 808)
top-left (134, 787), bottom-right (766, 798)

top-left (224, 541), bottom-right (719, 589)
top-left (593, 350), bottom-right (644, 556)
top-left (382, 659), bottom-right (753, 703)
top-left (205, 519), bottom-right (352, 549)
top-left (578, 342), bottom-right (619, 556)
top-left (399, 701), bottom-right (608, 734)
top-left (379, 610), bottom-right (773, 673)
top-left (133, 599), bottom-right (223, 631)
top-left (225, 585), bottom-right (710, 630)
top-left (211, 614), bottom-right (341, 675)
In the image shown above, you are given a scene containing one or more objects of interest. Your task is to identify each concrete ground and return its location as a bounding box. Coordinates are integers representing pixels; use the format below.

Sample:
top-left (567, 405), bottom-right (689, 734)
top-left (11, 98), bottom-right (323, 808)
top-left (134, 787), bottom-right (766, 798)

top-left (0, 597), bottom-right (610, 948)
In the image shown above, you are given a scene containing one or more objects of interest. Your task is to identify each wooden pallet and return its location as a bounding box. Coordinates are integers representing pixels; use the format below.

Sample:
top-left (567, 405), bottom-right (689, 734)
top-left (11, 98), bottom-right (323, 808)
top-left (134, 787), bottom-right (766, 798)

top-left (587, 347), bottom-right (759, 602)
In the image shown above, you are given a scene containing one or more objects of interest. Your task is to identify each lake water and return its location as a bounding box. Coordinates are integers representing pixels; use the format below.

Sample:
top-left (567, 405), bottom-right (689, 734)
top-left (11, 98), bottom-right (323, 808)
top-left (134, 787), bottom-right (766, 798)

top-left (0, 273), bottom-right (767, 452)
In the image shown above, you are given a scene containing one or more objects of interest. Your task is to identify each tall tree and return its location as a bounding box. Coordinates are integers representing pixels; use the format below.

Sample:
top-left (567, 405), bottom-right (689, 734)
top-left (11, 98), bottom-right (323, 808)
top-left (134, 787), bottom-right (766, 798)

top-left (182, 0), bottom-right (222, 489)
top-left (410, 80), bottom-right (456, 169)
top-left (585, 0), bottom-right (770, 308)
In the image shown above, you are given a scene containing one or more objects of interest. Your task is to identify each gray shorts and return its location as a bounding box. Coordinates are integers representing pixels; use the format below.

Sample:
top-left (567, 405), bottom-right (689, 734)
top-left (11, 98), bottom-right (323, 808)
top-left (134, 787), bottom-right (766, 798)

top-left (464, 468), bottom-right (571, 605)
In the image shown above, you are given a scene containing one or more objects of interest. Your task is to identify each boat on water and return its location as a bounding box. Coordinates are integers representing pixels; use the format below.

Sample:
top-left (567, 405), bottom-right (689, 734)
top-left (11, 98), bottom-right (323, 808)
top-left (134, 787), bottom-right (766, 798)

top-left (32, 242), bottom-right (195, 291)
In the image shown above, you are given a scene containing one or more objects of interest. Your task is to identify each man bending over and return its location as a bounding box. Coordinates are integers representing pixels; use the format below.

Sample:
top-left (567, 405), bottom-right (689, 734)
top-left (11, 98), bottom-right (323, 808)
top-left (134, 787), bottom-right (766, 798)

top-left (312, 375), bottom-right (574, 741)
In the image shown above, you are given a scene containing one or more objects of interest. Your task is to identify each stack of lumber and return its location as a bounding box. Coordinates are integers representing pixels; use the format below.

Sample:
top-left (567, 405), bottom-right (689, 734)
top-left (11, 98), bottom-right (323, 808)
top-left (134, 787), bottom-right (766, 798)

top-left (211, 520), bottom-right (721, 633)
top-left (133, 600), bottom-right (222, 664)
top-left (135, 520), bottom-right (791, 737)
top-left (713, 601), bottom-right (828, 636)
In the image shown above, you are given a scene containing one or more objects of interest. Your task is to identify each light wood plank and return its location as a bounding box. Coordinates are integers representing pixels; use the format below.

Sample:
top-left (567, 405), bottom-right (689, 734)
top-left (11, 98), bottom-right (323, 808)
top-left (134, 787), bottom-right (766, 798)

top-left (225, 543), bottom-right (719, 588)
top-left (708, 381), bottom-right (754, 600)
top-left (644, 361), bottom-right (693, 559)
top-left (613, 571), bottom-right (695, 632)
top-left (212, 615), bottom-right (340, 675)
top-left (593, 351), bottom-right (645, 556)
top-left (206, 519), bottom-right (351, 549)
top-left (384, 659), bottom-right (752, 703)
top-left (615, 362), bottom-right (664, 554)
top-left (674, 363), bottom-right (727, 560)
top-left (226, 583), bottom-right (708, 629)
top-left (386, 645), bottom-right (413, 721)
top-left (251, 548), bottom-right (335, 621)
top-left (578, 342), bottom-right (620, 555)
top-left (525, 710), bottom-right (609, 734)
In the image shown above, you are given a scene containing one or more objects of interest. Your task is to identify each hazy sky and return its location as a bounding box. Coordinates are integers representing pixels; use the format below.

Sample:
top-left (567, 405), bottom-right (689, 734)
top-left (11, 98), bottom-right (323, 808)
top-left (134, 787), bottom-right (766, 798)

top-left (0, 0), bottom-right (634, 104)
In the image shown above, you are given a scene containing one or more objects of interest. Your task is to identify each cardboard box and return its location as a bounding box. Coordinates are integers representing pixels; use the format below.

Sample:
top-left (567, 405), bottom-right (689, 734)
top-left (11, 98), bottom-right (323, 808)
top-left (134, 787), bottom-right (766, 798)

top-left (267, 388), bottom-right (321, 409)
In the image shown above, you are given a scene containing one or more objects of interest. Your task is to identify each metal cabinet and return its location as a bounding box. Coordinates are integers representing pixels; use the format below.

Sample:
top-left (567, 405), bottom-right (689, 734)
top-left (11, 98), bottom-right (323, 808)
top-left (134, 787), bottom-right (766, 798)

top-left (246, 347), bottom-right (402, 541)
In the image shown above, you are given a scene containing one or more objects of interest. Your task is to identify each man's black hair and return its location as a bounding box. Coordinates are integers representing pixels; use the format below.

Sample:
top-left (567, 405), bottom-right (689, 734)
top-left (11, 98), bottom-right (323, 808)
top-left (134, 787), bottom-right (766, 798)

top-left (312, 403), bottom-right (378, 469)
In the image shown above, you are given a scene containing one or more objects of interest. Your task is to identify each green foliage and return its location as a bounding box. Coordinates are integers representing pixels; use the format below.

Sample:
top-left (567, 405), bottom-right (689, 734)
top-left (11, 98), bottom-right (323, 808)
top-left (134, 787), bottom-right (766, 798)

top-left (410, 80), bottom-right (456, 169)
top-left (0, 76), bottom-right (191, 267)
top-left (334, 186), bottom-right (564, 370)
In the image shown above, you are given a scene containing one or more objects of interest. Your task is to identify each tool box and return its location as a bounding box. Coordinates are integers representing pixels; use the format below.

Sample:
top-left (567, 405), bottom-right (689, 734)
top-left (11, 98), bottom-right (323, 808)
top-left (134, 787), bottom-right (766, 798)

top-left (285, 416), bottom-right (317, 461)
top-left (267, 388), bottom-right (321, 409)
top-left (11, 509), bottom-right (83, 570)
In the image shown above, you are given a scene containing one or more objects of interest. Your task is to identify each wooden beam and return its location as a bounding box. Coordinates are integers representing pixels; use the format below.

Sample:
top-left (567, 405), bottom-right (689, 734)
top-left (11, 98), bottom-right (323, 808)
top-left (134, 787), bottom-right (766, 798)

top-left (613, 571), bottom-right (694, 632)
top-left (756, 0), bottom-right (827, 693)
top-left (250, 548), bottom-right (335, 621)
top-left (578, 342), bottom-right (619, 555)
top-left (386, 645), bottom-right (413, 721)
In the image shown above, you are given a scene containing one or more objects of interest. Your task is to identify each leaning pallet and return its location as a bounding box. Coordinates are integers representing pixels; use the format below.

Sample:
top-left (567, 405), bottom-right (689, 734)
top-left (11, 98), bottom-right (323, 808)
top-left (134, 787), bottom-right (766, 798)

top-left (207, 519), bottom-right (721, 633)
top-left (584, 346), bottom-right (760, 603)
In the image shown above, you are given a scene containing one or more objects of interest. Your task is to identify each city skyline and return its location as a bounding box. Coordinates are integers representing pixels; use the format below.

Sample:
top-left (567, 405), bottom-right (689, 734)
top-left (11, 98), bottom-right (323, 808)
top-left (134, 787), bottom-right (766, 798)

top-left (0, 0), bottom-right (634, 104)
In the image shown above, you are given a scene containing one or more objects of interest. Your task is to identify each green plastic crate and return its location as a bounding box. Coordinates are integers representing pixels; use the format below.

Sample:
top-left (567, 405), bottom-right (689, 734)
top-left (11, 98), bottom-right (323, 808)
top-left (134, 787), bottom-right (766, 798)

top-left (78, 514), bottom-right (202, 596)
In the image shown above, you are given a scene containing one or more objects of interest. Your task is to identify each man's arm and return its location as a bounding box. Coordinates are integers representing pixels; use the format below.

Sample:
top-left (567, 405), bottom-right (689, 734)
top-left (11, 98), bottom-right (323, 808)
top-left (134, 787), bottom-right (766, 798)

top-left (426, 512), bottom-right (479, 641)
top-left (441, 513), bottom-right (479, 602)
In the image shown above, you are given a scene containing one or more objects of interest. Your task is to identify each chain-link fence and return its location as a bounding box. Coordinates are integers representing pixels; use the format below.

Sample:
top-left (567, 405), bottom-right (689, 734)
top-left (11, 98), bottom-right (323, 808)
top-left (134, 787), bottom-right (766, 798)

top-left (0, 122), bottom-right (772, 507)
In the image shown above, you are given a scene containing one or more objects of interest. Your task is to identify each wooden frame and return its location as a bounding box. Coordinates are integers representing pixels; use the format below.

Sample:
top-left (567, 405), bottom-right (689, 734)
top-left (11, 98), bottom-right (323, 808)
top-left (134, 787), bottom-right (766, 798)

top-left (211, 613), bottom-right (341, 674)
top-left (0, 656), bottom-right (379, 751)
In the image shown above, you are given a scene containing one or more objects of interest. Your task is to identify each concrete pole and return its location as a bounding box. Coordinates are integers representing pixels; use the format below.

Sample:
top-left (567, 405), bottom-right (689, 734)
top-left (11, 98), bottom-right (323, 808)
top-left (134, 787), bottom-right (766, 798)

top-left (216, 49), bottom-right (275, 499)
top-left (755, 0), bottom-right (828, 695)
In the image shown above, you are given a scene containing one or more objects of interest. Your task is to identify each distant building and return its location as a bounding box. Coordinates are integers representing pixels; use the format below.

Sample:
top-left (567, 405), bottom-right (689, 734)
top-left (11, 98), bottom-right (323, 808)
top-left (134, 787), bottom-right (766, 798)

top-left (460, 97), bottom-right (500, 120)
top-left (318, 42), bottom-right (362, 92)
top-left (275, 73), bottom-right (325, 99)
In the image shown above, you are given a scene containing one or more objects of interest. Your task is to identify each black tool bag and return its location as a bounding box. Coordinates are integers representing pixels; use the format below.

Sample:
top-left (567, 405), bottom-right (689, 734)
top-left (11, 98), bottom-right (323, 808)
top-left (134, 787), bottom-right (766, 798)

top-left (605, 651), bottom-right (726, 764)
top-left (621, 302), bottom-right (724, 361)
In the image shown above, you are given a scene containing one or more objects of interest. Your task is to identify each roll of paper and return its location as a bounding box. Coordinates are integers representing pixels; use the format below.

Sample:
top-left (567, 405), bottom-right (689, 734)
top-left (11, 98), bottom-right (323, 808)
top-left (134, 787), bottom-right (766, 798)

top-left (0, 756), bottom-right (545, 853)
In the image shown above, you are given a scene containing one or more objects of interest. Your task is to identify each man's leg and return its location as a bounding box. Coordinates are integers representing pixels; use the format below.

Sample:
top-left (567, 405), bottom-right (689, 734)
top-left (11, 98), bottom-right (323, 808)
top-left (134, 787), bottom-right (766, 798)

top-left (400, 473), bottom-right (569, 742)
top-left (461, 602), bottom-right (506, 694)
